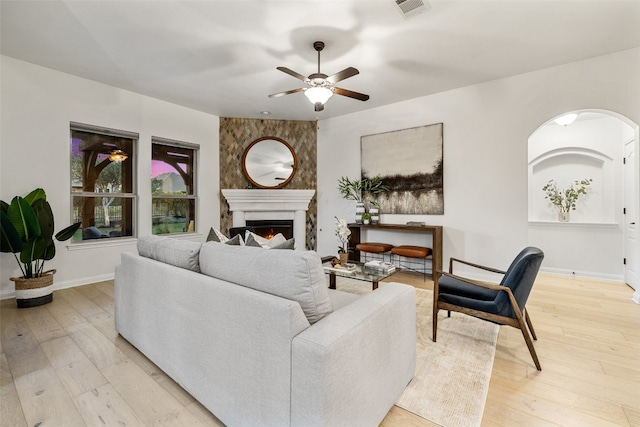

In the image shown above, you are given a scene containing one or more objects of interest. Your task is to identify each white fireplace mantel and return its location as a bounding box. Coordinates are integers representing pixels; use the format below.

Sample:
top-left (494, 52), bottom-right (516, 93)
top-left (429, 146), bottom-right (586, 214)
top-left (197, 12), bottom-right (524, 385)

top-left (221, 189), bottom-right (315, 249)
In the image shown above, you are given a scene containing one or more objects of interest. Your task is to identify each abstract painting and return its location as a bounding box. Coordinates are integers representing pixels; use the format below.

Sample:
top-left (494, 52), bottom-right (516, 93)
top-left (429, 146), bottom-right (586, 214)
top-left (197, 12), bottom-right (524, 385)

top-left (361, 123), bottom-right (443, 214)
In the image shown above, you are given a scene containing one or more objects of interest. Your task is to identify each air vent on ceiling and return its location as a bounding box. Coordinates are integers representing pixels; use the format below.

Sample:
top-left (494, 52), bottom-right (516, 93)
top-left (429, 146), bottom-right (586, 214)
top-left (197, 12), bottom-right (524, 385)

top-left (395, 0), bottom-right (430, 18)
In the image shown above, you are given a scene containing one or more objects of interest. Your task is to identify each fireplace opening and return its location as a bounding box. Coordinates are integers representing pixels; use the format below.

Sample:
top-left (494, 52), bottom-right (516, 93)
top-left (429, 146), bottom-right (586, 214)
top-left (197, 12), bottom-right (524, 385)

top-left (230, 220), bottom-right (293, 240)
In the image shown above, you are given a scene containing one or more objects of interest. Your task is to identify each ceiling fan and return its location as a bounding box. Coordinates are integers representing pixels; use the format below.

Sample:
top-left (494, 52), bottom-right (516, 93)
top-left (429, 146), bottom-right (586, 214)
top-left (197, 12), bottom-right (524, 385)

top-left (269, 41), bottom-right (370, 112)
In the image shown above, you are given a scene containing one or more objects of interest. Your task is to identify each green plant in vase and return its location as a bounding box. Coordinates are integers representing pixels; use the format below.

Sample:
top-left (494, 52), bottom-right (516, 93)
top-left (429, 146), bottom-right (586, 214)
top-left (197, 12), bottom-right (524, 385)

top-left (542, 178), bottom-right (592, 222)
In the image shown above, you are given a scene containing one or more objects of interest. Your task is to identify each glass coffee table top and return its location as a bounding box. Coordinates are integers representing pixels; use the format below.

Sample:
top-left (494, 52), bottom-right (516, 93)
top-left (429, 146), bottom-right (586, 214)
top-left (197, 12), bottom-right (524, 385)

top-left (322, 260), bottom-right (396, 290)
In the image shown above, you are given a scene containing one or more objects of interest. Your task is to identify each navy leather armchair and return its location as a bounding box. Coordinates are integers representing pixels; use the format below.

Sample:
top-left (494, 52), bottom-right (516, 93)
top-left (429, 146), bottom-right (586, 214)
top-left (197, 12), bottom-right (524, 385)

top-left (433, 247), bottom-right (544, 370)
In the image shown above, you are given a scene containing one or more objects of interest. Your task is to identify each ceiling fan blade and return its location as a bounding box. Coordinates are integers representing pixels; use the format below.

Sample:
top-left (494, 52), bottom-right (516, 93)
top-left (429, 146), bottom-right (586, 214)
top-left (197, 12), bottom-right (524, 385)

top-left (333, 87), bottom-right (370, 101)
top-left (326, 67), bottom-right (359, 84)
top-left (268, 88), bottom-right (304, 98)
top-left (314, 102), bottom-right (324, 112)
top-left (276, 66), bottom-right (308, 82)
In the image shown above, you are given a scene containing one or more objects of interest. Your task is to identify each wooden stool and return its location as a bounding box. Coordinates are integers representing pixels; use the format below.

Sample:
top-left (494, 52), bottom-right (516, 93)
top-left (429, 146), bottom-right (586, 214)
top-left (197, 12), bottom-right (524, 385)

top-left (391, 245), bottom-right (432, 281)
top-left (356, 242), bottom-right (394, 263)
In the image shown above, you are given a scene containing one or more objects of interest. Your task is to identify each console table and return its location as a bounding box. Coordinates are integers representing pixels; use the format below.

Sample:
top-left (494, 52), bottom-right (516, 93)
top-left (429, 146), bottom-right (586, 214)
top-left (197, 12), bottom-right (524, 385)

top-left (348, 223), bottom-right (443, 282)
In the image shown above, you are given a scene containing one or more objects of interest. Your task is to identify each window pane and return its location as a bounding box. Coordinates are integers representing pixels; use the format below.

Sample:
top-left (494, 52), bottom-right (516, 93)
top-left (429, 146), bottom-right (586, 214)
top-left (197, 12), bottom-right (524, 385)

top-left (71, 124), bottom-right (136, 243)
top-left (72, 196), bottom-right (135, 242)
top-left (71, 130), bottom-right (134, 193)
top-left (151, 144), bottom-right (194, 195)
top-left (152, 198), bottom-right (195, 235)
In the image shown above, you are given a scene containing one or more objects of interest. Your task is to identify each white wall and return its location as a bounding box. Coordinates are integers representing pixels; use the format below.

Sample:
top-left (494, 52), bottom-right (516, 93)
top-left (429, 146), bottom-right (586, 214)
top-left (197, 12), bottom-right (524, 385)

top-left (0, 56), bottom-right (220, 298)
top-left (317, 48), bottom-right (640, 279)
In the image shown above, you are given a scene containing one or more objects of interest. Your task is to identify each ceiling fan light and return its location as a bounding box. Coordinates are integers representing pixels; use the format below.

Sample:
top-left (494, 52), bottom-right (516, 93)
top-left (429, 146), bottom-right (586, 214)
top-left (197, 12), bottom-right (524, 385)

top-left (109, 149), bottom-right (128, 162)
top-left (304, 86), bottom-right (333, 105)
top-left (554, 113), bottom-right (578, 126)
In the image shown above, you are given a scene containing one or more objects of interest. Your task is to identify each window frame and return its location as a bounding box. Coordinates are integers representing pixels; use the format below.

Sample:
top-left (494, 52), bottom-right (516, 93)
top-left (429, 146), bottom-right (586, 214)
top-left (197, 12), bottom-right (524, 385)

top-left (70, 121), bottom-right (138, 243)
top-left (151, 136), bottom-right (199, 236)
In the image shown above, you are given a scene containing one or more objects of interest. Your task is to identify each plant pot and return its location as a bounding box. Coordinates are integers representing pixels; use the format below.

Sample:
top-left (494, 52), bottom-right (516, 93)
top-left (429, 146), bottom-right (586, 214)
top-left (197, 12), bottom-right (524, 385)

top-left (10, 269), bottom-right (56, 308)
top-left (355, 202), bottom-right (365, 223)
top-left (339, 253), bottom-right (349, 265)
top-left (558, 210), bottom-right (570, 222)
top-left (363, 219), bottom-right (370, 224)
top-left (369, 207), bottom-right (379, 224)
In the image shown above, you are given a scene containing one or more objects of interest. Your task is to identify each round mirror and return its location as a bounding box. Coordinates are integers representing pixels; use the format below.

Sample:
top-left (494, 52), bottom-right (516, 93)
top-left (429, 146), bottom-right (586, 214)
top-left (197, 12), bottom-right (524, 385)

top-left (242, 137), bottom-right (298, 189)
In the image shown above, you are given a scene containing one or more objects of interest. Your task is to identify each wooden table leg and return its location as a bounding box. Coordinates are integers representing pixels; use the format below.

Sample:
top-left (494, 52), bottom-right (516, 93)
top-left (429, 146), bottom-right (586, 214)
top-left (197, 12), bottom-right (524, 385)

top-left (372, 280), bottom-right (379, 290)
top-left (329, 273), bottom-right (336, 289)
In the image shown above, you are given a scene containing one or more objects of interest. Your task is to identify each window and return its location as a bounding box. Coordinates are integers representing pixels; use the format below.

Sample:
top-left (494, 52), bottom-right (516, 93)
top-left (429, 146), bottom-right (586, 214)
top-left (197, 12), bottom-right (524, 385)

top-left (70, 122), bottom-right (137, 242)
top-left (151, 137), bottom-right (198, 235)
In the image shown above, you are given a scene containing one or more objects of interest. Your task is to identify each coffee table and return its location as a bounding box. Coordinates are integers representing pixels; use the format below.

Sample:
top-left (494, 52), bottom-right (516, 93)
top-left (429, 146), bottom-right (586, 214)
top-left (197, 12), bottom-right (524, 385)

top-left (322, 259), bottom-right (396, 291)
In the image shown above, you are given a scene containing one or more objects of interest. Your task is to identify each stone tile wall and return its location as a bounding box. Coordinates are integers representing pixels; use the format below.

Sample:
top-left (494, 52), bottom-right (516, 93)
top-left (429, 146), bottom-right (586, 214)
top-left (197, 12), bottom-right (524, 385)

top-left (219, 117), bottom-right (318, 250)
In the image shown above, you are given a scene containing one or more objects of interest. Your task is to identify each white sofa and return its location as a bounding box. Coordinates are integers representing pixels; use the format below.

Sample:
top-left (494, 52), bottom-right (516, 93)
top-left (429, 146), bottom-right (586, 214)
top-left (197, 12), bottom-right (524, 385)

top-left (115, 236), bottom-right (416, 427)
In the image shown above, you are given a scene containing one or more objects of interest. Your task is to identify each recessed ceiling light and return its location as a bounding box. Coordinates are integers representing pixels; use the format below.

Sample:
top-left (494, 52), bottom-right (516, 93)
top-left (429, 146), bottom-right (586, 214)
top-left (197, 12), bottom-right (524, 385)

top-left (261, 111), bottom-right (270, 115)
top-left (554, 113), bottom-right (578, 126)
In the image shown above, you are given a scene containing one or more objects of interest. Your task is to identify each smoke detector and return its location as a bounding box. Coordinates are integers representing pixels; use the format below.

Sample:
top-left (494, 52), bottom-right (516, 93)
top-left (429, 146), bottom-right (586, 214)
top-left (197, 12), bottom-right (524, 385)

top-left (395, 0), bottom-right (430, 18)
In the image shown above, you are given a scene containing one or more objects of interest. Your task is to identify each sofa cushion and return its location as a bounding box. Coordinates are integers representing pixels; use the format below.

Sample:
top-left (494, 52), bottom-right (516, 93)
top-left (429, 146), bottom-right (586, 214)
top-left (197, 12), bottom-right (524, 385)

top-left (137, 235), bottom-right (168, 259)
top-left (199, 243), bottom-right (332, 324)
top-left (138, 235), bottom-right (201, 272)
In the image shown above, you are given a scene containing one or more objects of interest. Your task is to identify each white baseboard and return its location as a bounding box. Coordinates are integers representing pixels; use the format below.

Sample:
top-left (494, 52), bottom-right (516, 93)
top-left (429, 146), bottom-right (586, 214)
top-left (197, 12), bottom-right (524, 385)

top-left (0, 272), bottom-right (115, 301)
top-left (633, 290), bottom-right (640, 304)
top-left (539, 267), bottom-right (624, 282)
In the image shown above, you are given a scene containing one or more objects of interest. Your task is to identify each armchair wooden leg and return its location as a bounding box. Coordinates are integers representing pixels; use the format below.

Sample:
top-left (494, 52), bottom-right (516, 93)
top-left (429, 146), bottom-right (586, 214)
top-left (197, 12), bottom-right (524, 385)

top-left (507, 290), bottom-right (542, 371)
top-left (519, 324), bottom-right (541, 371)
top-left (524, 309), bottom-right (537, 341)
top-left (432, 305), bottom-right (438, 342)
top-left (514, 311), bottom-right (541, 371)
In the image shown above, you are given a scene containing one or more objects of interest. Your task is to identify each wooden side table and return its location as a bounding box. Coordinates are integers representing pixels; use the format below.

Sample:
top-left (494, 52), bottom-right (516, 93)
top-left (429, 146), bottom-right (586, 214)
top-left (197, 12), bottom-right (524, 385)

top-left (347, 223), bottom-right (443, 282)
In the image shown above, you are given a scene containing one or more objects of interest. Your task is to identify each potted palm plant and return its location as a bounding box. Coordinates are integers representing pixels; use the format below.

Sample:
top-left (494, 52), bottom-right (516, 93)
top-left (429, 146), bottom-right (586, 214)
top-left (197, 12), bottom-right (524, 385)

top-left (1, 188), bottom-right (81, 307)
top-left (338, 176), bottom-right (365, 223)
top-left (362, 175), bottom-right (389, 224)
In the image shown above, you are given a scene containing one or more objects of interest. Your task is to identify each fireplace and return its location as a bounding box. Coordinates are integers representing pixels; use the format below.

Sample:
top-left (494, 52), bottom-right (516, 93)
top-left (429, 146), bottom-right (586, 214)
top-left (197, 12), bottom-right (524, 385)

top-left (221, 189), bottom-right (315, 250)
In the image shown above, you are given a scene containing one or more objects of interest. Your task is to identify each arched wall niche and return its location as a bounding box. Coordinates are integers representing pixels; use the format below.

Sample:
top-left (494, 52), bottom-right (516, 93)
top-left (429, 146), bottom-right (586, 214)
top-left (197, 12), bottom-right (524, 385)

top-left (529, 148), bottom-right (611, 222)
top-left (528, 110), bottom-right (633, 224)
top-left (527, 108), bottom-right (638, 281)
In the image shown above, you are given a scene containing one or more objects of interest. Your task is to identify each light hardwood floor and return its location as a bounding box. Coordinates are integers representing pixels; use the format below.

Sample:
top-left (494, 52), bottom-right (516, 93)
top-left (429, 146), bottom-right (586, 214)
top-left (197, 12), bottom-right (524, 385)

top-left (1, 272), bottom-right (638, 426)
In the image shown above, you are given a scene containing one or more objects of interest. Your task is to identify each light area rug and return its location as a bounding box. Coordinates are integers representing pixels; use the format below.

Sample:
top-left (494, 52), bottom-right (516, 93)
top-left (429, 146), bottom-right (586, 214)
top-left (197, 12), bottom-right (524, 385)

top-left (334, 278), bottom-right (499, 427)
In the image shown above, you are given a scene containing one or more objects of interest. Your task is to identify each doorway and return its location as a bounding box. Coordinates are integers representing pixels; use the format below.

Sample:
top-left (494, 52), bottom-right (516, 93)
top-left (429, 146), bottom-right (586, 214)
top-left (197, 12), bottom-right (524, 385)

top-left (527, 110), bottom-right (639, 291)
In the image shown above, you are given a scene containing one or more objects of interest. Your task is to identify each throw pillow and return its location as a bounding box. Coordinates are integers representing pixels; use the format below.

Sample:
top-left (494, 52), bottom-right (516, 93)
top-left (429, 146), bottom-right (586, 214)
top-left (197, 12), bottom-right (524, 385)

top-left (206, 227), bottom-right (229, 243)
top-left (244, 233), bottom-right (293, 250)
top-left (265, 233), bottom-right (287, 248)
top-left (244, 231), bottom-right (287, 249)
top-left (271, 238), bottom-right (295, 250)
top-left (224, 234), bottom-right (244, 246)
top-left (244, 233), bottom-right (263, 248)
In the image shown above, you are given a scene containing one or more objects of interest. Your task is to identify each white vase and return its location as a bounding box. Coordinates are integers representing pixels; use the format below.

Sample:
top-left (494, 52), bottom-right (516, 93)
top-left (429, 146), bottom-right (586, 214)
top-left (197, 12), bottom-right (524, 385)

top-left (558, 210), bottom-right (570, 222)
top-left (355, 202), bottom-right (365, 223)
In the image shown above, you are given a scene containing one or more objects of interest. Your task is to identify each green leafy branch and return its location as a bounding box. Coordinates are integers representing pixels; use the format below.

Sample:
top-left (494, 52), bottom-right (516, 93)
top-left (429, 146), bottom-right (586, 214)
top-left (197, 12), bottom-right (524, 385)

top-left (542, 178), bottom-right (592, 213)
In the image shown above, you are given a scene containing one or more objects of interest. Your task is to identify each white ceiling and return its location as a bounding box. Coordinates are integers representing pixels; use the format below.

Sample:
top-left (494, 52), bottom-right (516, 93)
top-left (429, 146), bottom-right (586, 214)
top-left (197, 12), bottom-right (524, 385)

top-left (2, 0), bottom-right (639, 121)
